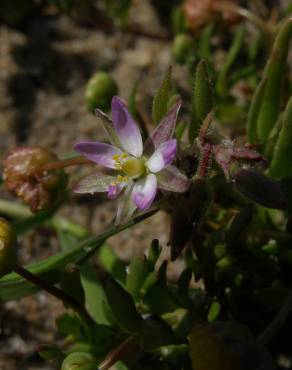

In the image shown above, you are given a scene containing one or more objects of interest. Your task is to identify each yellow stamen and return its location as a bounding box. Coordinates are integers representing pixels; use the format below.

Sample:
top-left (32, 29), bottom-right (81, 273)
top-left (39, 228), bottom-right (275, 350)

top-left (112, 154), bottom-right (120, 160)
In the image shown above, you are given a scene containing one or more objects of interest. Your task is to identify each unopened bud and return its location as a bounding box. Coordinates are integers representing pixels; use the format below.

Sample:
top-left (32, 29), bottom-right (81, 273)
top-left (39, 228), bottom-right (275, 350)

top-left (85, 72), bottom-right (118, 112)
top-left (172, 33), bottom-right (194, 64)
top-left (61, 352), bottom-right (98, 370)
top-left (0, 218), bottom-right (17, 278)
top-left (3, 146), bottom-right (66, 213)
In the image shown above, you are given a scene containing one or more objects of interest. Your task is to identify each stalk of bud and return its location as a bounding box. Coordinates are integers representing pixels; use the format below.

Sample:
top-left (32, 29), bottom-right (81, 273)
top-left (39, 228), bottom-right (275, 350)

top-left (3, 146), bottom-right (66, 213)
top-left (0, 218), bottom-right (17, 278)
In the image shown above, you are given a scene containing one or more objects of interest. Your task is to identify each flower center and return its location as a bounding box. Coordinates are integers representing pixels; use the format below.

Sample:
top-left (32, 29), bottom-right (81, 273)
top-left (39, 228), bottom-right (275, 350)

top-left (121, 158), bottom-right (146, 178)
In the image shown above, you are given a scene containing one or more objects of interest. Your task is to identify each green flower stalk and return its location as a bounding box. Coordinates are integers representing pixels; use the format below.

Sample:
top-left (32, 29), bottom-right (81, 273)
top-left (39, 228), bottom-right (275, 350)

top-left (0, 218), bottom-right (17, 278)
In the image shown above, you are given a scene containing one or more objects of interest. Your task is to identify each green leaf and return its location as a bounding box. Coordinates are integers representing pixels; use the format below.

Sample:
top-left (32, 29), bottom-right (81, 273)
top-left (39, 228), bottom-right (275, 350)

top-left (147, 239), bottom-right (162, 271)
top-left (0, 209), bottom-right (156, 301)
top-left (140, 315), bottom-right (177, 351)
top-left (198, 24), bottom-right (214, 61)
top-left (105, 278), bottom-right (143, 334)
top-left (216, 24), bottom-right (245, 98)
top-left (178, 268), bottom-right (192, 304)
top-left (152, 344), bottom-right (189, 368)
top-left (98, 245), bottom-right (126, 284)
top-left (56, 312), bottom-right (84, 339)
top-left (38, 345), bottom-right (64, 367)
top-left (247, 77), bottom-right (267, 144)
top-left (126, 256), bottom-right (148, 300)
top-left (207, 301), bottom-right (221, 322)
top-left (152, 67), bottom-right (172, 125)
top-left (257, 18), bottom-right (292, 141)
top-left (80, 263), bottom-right (112, 325)
top-left (189, 60), bottom-right (213, 143)
top-left (270, 96), bottom-right (292, 179)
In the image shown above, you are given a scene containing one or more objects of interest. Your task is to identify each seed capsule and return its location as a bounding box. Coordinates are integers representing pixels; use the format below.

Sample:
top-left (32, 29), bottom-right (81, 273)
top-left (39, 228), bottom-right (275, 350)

top-left (61, 352), bottom-right (98, 370)
top-left (3, 146), bottom-right (66, 213)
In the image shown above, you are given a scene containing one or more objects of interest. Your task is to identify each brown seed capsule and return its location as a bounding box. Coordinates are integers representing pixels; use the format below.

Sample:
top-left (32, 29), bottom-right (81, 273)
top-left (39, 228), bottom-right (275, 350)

top-left (3, 146), bottom-right (65, 213)
top-left (0, 218), bottom-right (17, 278)
top-left (183, 0), bottom-right (240, 31)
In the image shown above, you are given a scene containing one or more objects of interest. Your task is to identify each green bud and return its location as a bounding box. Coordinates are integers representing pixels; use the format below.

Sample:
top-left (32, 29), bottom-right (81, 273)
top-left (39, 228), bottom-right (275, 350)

top-left (172, 34), bottom-right (194, 64)
top-left (85, 72), bottom-right (118, 112)
top-left (216, 256), bottom-right (232, 271)
top-left (61, 352), bottom-right (98, 370)
top-left (0, 218), bottom-right (17, 278)
top-left (3, 146), bottom-right (66, 213)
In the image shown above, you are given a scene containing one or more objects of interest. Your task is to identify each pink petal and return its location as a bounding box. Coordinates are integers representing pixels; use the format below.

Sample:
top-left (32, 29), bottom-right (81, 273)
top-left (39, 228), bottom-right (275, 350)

top-left (132, 174), bottom-right (157, 211)
top-left (74, 141), bottom-right (123, 169)
top-left (144, 99), bottom-right (181, 154)
top-left (107, 183), bottom-right (125, 199)
top-left (146, 139), bottom-right (177, 173)
top-left (157, 165), bottom-right (190, 193)
top-left (111, 96), bottom-right (143, 157)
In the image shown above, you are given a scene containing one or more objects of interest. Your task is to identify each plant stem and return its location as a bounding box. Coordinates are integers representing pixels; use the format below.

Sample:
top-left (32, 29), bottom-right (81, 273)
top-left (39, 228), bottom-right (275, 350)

top-left (0, 199), bottom-right (88, 238)
top-left (99, 336), bottom-right (136, 370)
top-left (12, 264), bottom-right (95, 327)
top-left (41, 156), bottom-right (93, 172)
top-left (216, 2), bottom-right (274, 38)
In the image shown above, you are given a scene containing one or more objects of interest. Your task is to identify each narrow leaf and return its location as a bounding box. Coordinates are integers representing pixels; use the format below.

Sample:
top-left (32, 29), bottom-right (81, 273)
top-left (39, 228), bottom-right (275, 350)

top-left (189, 60), bottom-right (213, 143)
top-left (152, 67), bottom-right (172, 125)
top-left (257, 18), bottom-right (292, 141)
top-left (270, 96), bottom-right (292, 179)
top-left (105, 278), bottom-right (143, 334)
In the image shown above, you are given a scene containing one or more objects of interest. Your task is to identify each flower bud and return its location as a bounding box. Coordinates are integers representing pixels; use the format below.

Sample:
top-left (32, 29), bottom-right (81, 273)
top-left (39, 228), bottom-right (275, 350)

top-left (172, 33), bottom-right (194, 64)
top-left (0, 218), bottom-right (17, 278)
top-left (85, 72), bottom-right (118, 112)
top-left (3, 146), bottom-right (66, 213)
top-left (61, 352), bottom-right (98, 370)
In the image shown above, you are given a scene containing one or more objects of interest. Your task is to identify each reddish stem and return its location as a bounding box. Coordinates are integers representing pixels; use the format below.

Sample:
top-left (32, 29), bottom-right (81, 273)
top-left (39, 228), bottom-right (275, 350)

top-left (41, 156), bottom-right (93, 172)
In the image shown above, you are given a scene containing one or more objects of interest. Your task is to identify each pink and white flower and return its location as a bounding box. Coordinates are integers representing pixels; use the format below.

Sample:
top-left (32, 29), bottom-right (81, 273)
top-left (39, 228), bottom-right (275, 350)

top-left (74, 96), bottom-right (190, 224)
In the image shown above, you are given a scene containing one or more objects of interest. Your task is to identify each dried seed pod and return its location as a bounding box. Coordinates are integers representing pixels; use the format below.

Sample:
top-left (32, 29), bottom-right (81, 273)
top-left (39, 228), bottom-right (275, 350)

top-left (0, 218), bottom-right (17, 278)
top-left (3, 146), bottom-right (66, 213)
top-left (183, 0), bottom-right (240, 31)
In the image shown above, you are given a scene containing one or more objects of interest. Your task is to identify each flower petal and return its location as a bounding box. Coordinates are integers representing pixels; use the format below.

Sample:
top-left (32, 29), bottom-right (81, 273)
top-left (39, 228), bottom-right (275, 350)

top-left (74, 141), bottom-right (123, 169)
top-left (157, 165), bottom-right (190, 193)
top-left (111, 96), bottom-right (143, 157)
top-left (115, 182), bottom-right (137, 225)
top-left (74, 173), bottom-right (117, 194)
top-left (132, 174), bottom-right (157, 211)
top-left (144, 99), bottom-right (181, 154)
top-left (95, 108), bottom-right (122, 149)
top-left (147, 139), bottom-right (177, 173)
top-left (107, 183), bottom-right (125, 199)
